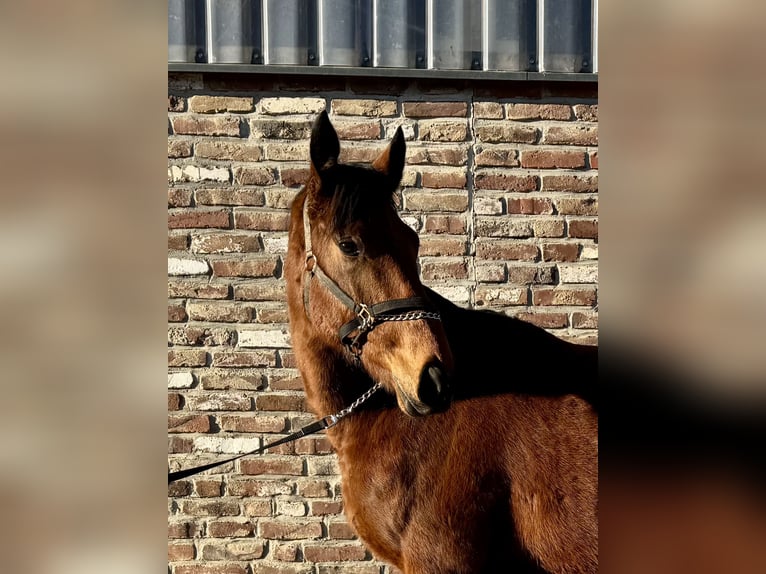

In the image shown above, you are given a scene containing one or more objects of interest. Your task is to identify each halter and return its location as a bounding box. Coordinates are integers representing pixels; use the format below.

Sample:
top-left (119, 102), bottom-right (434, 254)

top-left (302, 197), bottom-right (442, 356)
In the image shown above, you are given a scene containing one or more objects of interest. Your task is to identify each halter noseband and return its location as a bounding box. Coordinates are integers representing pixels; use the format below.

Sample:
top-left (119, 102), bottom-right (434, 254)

top-left (302, 197), bottom-right (442, 356)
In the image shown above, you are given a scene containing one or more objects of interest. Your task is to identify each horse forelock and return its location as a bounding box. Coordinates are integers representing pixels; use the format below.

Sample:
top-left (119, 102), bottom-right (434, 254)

top-left (312, 164), bottom-right (397, 233)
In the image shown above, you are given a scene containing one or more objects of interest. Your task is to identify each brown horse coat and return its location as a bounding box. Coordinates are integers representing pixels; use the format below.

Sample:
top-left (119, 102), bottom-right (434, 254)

top-left (285, 112), bottom-right (598, 574)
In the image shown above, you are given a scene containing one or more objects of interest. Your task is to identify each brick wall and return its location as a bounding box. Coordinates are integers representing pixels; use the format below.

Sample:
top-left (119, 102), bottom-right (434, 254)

top-left (168, 72), bottom-right (598, 573)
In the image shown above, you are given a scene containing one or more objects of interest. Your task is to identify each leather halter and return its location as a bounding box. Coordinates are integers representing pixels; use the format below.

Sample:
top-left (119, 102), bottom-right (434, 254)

top-left (302, 197), bottom-right (442, 355)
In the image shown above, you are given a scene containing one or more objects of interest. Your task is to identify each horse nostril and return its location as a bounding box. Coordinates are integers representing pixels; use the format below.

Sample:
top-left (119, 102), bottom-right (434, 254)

top-left (417, 361), bottom-right (451, 411)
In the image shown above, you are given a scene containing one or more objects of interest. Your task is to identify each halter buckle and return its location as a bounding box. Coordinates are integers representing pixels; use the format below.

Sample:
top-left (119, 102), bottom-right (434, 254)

top-left (356, 304), bottom-right (374, 331)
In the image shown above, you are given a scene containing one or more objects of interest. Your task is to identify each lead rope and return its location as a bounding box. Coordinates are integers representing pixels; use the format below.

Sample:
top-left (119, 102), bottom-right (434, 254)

top-left (168, 382), bottom-right (382, 483)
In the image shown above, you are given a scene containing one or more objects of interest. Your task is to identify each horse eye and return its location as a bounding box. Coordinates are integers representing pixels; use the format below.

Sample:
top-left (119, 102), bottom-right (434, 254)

top-left (338, 239), bottom-right (360, 256)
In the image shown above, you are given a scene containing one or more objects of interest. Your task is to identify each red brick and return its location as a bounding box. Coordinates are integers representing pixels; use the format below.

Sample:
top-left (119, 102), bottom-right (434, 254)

top-left (474, 286), bottom-right (528, 307)
top-left (272, 542), bottom-right (300, 561)
top-left (423, 215), bottom-right (466, 234)
top-left (256, 394), bottom-right (307, 411)
top-left (168, 280), bottom-right (230, 299)
top-left (507, 198), bottom-right (553, 215)
top-left (173, 116), bottom-right (241, 137)
top-left (542, 174), bottom-right (597, 192)
top-left (294, 437), bottom-right (333, 455)
top-left (331, 99), bottom-right (397, 117)
top-left (168, 304), bottom-right (187, 322)
top-left (168, 520), bottom-right (197, 538)
top-left (568, 219), bottom-right (598, 240)
top-left (521, 150), bottom-right (586, 169)
top-left (251, 119), bottom-right (313, 140)
top-left (532, 287), bottom-right (597, 306)
top-left (233, 166), bottom-right (277, 186)
top-left (311, 501), bottom-right (344, 516)
top-left (194, 479), bottom-right (223, 497)
top-left (542, 243), bottom-right (580, 262)
top-left (181, 500), bottom-right (241, 516)
top-left (474, 102), bottom-right (504, 119)
top-left (239, 458), bottom-right (304, 476)
top-left (573, 104), bottom-right (598, 121)
top-left (168, 414), bottom-right (212, 433)
top-left (532, 219), bottom-right (566, 238)
top-left (421, 171), bottom-right (467, 189)
top-left (476, 240), bottom-right (539, 261)
top-left (296, 480), bottom-right (332, 498)
top-left (420, 259), bottom-right (469, 281)
top-left (174, 326), bottom-right (236, 346)
top-left (404, 191), bottom-right (468, 212)
top-left (203, 371), bottom-right (265, 391)
top-left (506, 264), bottom-right (556, 285)
top-left (168, 542), bottom-right (195, 561)
top-left (328, 521), bottom-right (357, 540)
top-left (196, 141), bottom-right (262, 161)
top-left (191, 232), bottom-right (262, 254)
top-left (168, 140), bottom-right (193, 158)
top-left (338, 145), bottom-right (382, 165)
top-left (555, 197), bottom-right (598, 216)
top-left (589, 151), bottom-right (598, 169)
top-left (303, 544), bottom-right (368, 562)
top-left (229, 478), bottom-right (292, 497)
top-left (419, 121), bottom-right (468, 142)
top-left (514, 312), bottom-right (569, 329)
top-left (259, 520), bottom-right (323, 540)
top-left (233, 281), bottom-right (287, 301)
top-left (475, 122), bottom-right (538, 144)
top-left (189, 95), bottom-right (254, 113)
top-left (212, 258), bottom-right (279, 278)
top-left (169, 436), bottom-right (193, 453)
top-left (187, 302), bottom-right (256, 322)
top-left (334, 121), bottom-right (381, 140)
top-left (572, 312), bottom-right (598, 329)
top-left (474, 173), bottom-right (538, 192)
top-left (474, 146), bottom-right (519, 167)
top-left (476, 262), bottom-right (506, 282)
top-left (168, 349), bottom-right (207, 367)
top-left (280, 168), bottom-right (310, 188)
top-left (200, 540), bottom-right (265, 561)
top-left (168, 188), bottom-right (193, 207)
top-left (187, 392), bottom-right (252, 411)
top-left (407, 147), bottom-right (468, 166)
top-left (543, 125), bottom-right (598, 146)
top-left (506, 103), bottom-right (572, 121)
top-left (168, 392), bottom-right (183, 411)
top-left (168, 209), bottom-right (230, 229)
top-left (418, 236), bottom-right (467, 256)
top-left (212, 351), bottom-right (278, 368)
top-left (208, 520), bottom-right (254, 538)
top-left (403, 101), bottom-right (468, 118)
top-left (234, 210), bottom-right (289, 231)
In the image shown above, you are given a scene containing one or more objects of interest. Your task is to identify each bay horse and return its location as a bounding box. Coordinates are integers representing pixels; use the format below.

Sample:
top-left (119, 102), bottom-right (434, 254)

top-left (285, 111), bottom-right (598, 574)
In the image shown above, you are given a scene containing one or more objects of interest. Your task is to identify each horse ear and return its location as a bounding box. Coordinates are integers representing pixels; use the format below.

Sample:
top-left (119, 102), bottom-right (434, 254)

top-left (310, 110), bottom-right (340, 173)
top-left (372, 127), bottom-right (406, 186)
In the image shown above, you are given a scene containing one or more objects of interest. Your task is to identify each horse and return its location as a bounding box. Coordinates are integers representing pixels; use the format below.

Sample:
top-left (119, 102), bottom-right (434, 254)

top-left (285, 110), bottom-right (598, 574)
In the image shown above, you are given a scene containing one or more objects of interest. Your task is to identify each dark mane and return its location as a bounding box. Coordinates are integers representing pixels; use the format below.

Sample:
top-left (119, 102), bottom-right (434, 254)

top-left (322, 164), bottom-right (397, 231)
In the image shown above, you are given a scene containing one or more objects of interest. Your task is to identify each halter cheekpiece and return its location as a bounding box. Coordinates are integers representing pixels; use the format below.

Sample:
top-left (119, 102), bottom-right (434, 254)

top-left (302, 197), bottom-right (442, 356)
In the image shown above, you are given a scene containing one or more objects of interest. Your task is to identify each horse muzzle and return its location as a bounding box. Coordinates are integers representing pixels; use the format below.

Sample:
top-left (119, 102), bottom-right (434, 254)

top-left (396, 360), bottom-right (452, 417)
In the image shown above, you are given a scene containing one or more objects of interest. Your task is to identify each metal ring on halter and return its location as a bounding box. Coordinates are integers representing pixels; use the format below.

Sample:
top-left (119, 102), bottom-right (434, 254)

top-left (305, 252), bottom-right (317, 273)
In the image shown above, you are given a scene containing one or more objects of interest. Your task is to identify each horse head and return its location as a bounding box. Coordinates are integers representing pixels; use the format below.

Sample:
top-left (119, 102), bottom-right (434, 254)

top-left (287, 111), bottom-right (454, 416)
